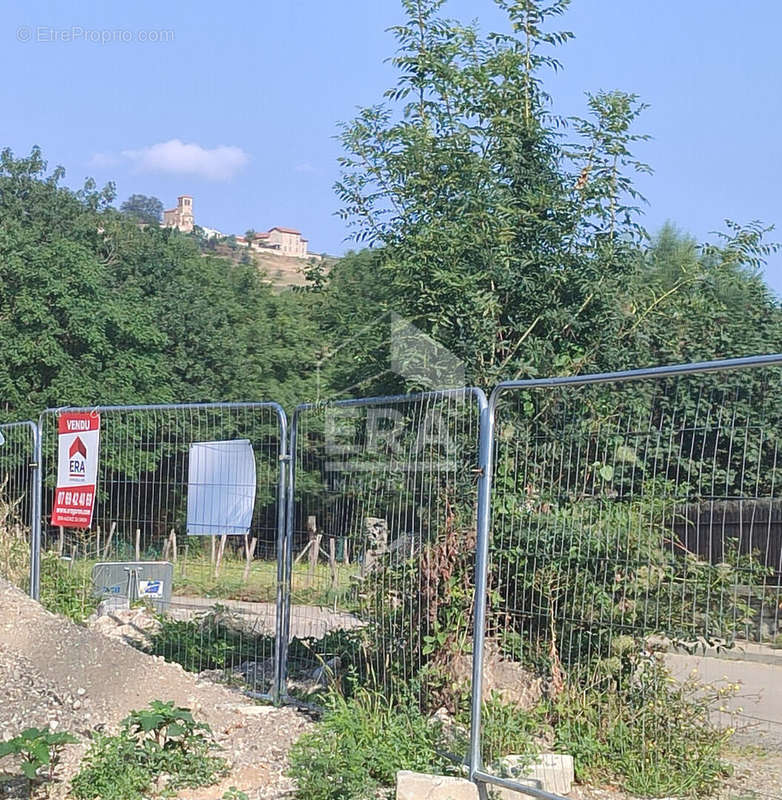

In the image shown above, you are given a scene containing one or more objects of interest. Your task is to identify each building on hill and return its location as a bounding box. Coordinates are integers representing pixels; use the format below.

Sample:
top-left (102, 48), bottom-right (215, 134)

top-left (163, 195), bottom-right (194, 233)
top-left (239, 227), bottom-right (312, 258)
top-left (197, 225), bottom-right (223, 239)
top-left (267, 226), bottom-right (308, 257)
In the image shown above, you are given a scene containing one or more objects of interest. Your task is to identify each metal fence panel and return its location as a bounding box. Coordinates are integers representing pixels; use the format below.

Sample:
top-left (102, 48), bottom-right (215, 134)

top-left (282, 388), bottom-right (487, 720)
top-left (36, 402), bottom-right (287, 700)
top-left (471, 355), bottom-right (782, 797)
top-left (0, 421), bottom-right (37, 595)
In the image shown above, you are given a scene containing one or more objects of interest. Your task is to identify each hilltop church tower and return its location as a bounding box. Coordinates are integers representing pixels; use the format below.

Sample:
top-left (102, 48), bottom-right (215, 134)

top-left (163, 195), bottom-right (194, 233)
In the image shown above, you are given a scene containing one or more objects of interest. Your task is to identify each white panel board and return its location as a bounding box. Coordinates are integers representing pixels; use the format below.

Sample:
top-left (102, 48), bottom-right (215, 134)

top-left (186, 439), bottom-right (256, 536)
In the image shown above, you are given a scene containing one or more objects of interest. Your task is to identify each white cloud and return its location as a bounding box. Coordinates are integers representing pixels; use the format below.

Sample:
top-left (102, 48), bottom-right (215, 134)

top-left (119, 139), bottom-right (249, 181)
top-left (294, 162), bottom-right (316, 173)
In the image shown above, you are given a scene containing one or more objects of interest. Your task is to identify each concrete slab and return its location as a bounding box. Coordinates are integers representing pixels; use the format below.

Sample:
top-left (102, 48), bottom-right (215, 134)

top-left (494, 753), bottom-right (574, 796)
top-left (396, 771), bottom-right (479, 800)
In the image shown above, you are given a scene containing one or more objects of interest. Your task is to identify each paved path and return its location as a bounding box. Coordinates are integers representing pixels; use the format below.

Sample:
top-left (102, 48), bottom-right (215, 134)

top-left (169, 595), bottom-right (363, 640)
top-left (665, 650), bottom-right (782, 749)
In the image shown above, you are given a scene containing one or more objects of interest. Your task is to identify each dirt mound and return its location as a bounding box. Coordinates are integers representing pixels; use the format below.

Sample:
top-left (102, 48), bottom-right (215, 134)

top-left (0, 579), bottom-right (311, 798)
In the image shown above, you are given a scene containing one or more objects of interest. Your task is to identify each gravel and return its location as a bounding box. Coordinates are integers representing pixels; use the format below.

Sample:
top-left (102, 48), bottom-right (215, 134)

top-left (0, 578), bottom-right (312, 799)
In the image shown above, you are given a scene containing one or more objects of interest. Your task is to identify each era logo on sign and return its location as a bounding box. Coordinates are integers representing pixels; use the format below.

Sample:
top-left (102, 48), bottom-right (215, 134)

top-left (68, 437), bottom-right (88, 480)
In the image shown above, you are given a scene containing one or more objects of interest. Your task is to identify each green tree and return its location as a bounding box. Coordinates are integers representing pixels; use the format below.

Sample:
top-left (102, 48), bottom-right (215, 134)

top-left (0, 148), bottom-right (168, 419)
top-left (119, 193), bottom-right (164, 225)
top-left (625, 221), bottom-right (782, 365)
top-left (307, 248), bottom-right (399, 397)
top-left (335, 0), bottom-right (654, 387)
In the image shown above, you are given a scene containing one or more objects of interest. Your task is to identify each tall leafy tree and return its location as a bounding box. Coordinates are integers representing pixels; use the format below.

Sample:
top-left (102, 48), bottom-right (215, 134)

top-left (0, 148), bottom-right (168, 418)
top-left (626, 221), bottom-right (782, 365)
top-left (119, 193), bottom-right (164, 225)
top-left (335, 0), bottom-right (652, 387)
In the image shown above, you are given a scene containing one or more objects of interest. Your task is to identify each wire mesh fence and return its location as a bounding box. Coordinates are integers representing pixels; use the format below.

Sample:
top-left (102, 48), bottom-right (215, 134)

top-left (281, 389), bottom-right (486, 715)
top-left (36, 402), bottom-right (287, 698)
top-left (2, 356), bottom-right (782, 798)
top-left (472, 358), bottom-right (782, 797)
top-left (0, 421), bottom-right (37, 595)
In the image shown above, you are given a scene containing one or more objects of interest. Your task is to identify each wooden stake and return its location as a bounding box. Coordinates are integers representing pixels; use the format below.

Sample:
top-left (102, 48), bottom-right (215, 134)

top-left (95, 526), bottom-right (101, 560)
top-left (294, 539), bottom-right (312, 565)
top-left (102, 521), bottom-right (116, 559)
top-left (163, 528), bottom-right (176, 562)
top-left (243, 535), bottom-right (257, 583)
top-left (135, 528), bottom-right (141, 561)
top-left (57, 526), bottom-right (64, 557)
top-left (328, 537), bottom-right (337, 592)
top-left (210, 535), bottom-right (216, 566)
top-left (307, 516), bottom-right (320, 586)
top-left (214, 534), bottom-right (227, 579)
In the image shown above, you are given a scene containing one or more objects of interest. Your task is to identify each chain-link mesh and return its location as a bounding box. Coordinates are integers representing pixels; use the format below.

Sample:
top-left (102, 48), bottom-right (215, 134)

top-left (478, 364), bottom-right (782, 795)
top-left (282, 390), bottom-right (486, 717)
top-left (37, 403), bottom-right (286, 697)
top-left (0, 421), bottom-right (37, 594)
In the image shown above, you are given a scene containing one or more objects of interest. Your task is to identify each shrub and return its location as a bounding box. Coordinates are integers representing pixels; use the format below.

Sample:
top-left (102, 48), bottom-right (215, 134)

top-left (355, 503), bottom-right (478, 707)
top-left (489, 479), bottom-right (773, 668)
top-left (144, 606), bottom-right (266, 672)
top-left (548, 641), bottom-right (735, 797)
top-left (288, 689), bottom-right (453, 800)
top-left (70, 700), bottom-right (227, 800)
top-left (145, 607), bottom-right (370, 700)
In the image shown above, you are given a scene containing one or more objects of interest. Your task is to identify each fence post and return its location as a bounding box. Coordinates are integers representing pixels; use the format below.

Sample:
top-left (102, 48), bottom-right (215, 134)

top-left (469, 393), bottom-right (495, 786)
top-left (272, 406), bottom-right (289, 706)
top-left (275, 406), bottom-right (297, 704)
top-left (30, 419), bottom-right (43, 600)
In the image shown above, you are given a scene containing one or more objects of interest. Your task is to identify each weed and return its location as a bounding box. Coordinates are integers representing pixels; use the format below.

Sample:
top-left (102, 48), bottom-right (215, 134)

top-left (0, 727), bottom-right (77, 784)
top-left (548, 642), bottom-right (735, 796)
top-left (288, 688), bottom-right (453, 800)
top-left (455, 694), bottom-right (539, 767)
top-left (39, 551), bottom-right (98, 622)
top-left (0, 480), bottom-right (29, 590)
top-left (71, 700), bottom-right (227, 800)
top-left (222, 788), bottom-right (249, 800)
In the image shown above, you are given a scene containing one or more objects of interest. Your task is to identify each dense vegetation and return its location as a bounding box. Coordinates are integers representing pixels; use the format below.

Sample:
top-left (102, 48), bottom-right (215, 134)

top-left (0, 147), bottom-right (319, 421)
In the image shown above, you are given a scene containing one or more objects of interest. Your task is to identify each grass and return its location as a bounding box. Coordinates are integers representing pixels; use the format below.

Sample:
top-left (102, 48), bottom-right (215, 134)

top-left (288, 688), bottom-right (454, 800)
top-left (36, 547), bottom-right (359, 624)
top-left (172, 556), bottom-right (358, 607)
top-left (0, 485), bottom-right (30, 592)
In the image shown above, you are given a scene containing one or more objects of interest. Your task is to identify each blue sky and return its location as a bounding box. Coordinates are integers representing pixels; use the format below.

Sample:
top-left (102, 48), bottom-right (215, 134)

top-left (3, 1), bottom-right (781, 290)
